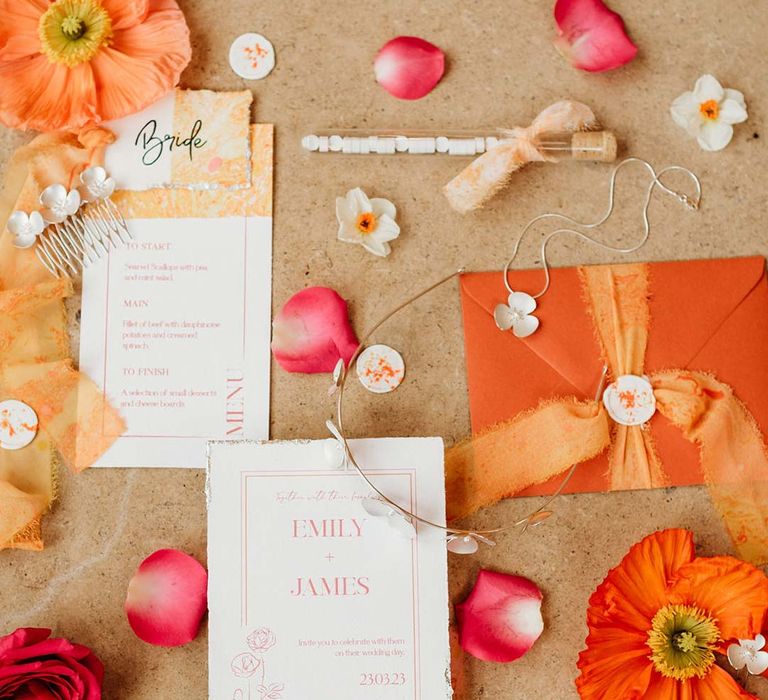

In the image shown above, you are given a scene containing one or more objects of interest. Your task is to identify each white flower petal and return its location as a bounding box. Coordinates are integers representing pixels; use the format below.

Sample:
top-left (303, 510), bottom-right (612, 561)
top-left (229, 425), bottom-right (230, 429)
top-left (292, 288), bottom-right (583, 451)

top-left (697, 121), bottom-right (733, 151)
top-left (754, 634), bottom-right (766, 650)
top-left (362, 238), bottom-right (390, 257)
top-left (718, 98), bottom-right (748, 125)
top-left (372, 215), bottom-right (400, 243)
top-left (508, 291), bottom-right (537, 315)
top-left (346, 187), bottom-right (372, 215)
top-left (63, 190), bottom-right (81, 215)
top-left (335, 196), bottom-right (355, 225)
top-left (41, 208), bottom-right (66, 225)
top-left (724, 88), bottom-right (746, 109)
top-left (387, 513), bottom-right (416, 539)
top-left (746, 650), bottom-right (768, 675)
top-left (80, 166), bottom-right (106, 186)
top-left (337, 222), bottom-right (363, 244)
top-left (12, 232), bottom-right (37, 249)
top-left (370, 197), bottom-right (397, 221)
top-left (693, 74), bottom-right (724, 103)
top-left (39, 184), bottom-right (67, 208)
top-left (447, 535), bottom-right (479, 555)
top-left (670, 91), bottom-right (700, 132)
top-left (28, 211), bottom-right (45, 236)
top-left (361, 498), bottom-right (393, 518)
top-left (7, 211), bottom-right (30, 237)
top-left (512, 314), bottom-right (539, 338)
top-left (728, 643), bottom-right (748, 670)
top-left (493, 304), bottom-right (514, 331)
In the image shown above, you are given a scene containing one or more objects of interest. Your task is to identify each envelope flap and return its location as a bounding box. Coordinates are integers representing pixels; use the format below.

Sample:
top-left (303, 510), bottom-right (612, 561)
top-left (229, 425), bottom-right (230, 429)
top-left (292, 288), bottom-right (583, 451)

top-left (461, 267), bottom-right (604, 398)
top-left (461, 256), bottom-right (767, 397)
top-left (645, 256), bottom-right (766, 370)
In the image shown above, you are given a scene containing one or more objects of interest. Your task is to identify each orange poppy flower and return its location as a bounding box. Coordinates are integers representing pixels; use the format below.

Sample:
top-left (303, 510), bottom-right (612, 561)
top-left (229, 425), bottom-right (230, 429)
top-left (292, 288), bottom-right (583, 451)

top-left (576, 529), bottom-right (768, 699)
top-left (0, 0), bottom-right (191, 133)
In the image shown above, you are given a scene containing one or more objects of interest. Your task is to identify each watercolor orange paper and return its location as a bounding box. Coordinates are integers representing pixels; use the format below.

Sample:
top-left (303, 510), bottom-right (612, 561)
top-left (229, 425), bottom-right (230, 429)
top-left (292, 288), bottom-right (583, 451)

top-left (448, 257), bottom-right (768, 563)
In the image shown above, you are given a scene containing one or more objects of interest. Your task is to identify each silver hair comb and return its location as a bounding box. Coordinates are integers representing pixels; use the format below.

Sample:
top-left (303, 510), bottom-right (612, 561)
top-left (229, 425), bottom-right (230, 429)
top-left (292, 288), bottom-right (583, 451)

top-left (6, 166), bottom-right (132, 278)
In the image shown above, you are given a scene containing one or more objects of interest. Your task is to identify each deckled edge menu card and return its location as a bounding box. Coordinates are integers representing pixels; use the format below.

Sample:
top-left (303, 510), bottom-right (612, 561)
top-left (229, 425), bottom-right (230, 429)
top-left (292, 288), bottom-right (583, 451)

top-left (79, 125), bottom-right (273, 468)
top-left (207, 438), bottom-right (452, 700)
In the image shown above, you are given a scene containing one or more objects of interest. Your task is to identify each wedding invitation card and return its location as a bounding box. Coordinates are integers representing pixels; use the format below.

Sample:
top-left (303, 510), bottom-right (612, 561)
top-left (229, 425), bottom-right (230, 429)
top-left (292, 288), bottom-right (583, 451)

top-left (104, 88), bottom-right (253, 190)
top-left (207, 438), bottom-right (451, 699)
top-left (79, 125), bottom-right (273, 468)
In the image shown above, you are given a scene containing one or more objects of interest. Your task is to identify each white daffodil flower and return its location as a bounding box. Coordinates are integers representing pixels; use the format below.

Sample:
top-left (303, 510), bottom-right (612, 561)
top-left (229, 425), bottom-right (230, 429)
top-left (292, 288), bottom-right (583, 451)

top-left (494, 291), bottom-right (540, 338)
top-left (671, 74), bottom-right (748, 151)
top-left (7, 210), bottom-right (45, 249)
top-left (335, 187), bottom-right (400, 257)
top-left (39, 184), bottom-right (81, 224)
top-left (727, 634), bottom-right (768, 676)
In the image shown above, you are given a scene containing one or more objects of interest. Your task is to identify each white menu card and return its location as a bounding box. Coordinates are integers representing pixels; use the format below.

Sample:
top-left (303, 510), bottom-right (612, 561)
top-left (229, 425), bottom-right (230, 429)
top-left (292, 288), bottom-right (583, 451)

top-left (79, 215), bottom-right (271, 467)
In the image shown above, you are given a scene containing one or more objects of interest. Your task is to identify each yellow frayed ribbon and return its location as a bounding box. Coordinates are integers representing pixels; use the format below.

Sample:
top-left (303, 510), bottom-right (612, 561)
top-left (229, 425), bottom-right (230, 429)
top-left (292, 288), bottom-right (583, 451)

top-left (0, 128), bottom-right (124, 550)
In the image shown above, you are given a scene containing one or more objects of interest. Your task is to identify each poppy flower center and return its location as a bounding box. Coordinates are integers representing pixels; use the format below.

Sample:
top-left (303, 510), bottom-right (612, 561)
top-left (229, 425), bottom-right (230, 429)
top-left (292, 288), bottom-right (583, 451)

top-left (39, 0), bottom-right (113, 68)
top-left (699, 99), bottom-right (720, 121)
top-left (355, 212), bottom-right (378, 235)
top-left (647, 604), bottom-right (720, 681)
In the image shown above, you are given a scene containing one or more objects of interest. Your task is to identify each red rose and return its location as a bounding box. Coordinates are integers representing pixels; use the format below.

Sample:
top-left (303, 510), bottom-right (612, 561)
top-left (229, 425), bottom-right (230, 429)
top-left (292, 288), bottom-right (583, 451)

top-left (0, 628), bottom-right (103, 699)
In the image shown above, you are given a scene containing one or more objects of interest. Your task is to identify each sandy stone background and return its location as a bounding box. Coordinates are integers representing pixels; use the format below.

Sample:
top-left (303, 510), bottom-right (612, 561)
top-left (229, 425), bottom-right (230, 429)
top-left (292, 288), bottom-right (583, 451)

top-left (1, 0), bottom-right (767, 697)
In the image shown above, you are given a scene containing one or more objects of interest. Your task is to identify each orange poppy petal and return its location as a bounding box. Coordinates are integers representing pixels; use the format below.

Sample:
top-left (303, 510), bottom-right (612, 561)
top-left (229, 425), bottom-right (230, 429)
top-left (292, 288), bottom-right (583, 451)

top-left (0, 0), bottom-right (45, 57)
top-left (100, 0), bottom-right (150, 31)
top-left (88, 2), bottom-right (191, 122)
top-left (0, 57), bottom-right (99, 132)
top-left (576, 626), bottom-right (653, 699)
top-left (642, 665), bottom-right (757, 700)
top-left (668, 556), bottom-right (768, 646)
top-left (588, 529), bottom-right (695, 632)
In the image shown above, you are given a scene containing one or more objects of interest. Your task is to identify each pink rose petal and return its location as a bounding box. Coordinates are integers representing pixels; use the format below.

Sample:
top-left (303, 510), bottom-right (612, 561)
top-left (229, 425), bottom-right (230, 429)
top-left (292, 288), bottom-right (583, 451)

top-left (553, 0), bottom-right (637, 72)
top-left (271, 287), bottom-right (360, 374)
top-left (125, 549), bottom-right (208, 647)
top-left (374, 36), bottom-right (445, 100)
top-left (455, 569), bottom-right (544, 663)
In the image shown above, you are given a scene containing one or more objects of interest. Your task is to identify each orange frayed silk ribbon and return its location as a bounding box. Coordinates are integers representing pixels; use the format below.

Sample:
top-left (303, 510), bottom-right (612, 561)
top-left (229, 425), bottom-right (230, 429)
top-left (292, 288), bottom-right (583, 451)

top-left (443, 100), bottom-right (597, 214)
top-left (446, 263), bottom-right (768, 564)
top-left (0, 128), bottom-right (125, 551)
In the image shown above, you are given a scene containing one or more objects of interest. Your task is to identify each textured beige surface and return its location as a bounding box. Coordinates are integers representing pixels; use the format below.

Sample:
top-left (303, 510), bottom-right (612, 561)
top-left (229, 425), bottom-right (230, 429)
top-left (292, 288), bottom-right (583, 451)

top-left (1, 0), bottom-right (767, 698)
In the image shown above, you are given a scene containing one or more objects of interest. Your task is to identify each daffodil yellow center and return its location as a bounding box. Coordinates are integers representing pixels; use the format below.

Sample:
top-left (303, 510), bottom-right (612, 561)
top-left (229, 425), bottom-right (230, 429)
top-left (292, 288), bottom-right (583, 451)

top-left (647, 604), bottom-right (720, 681)
top-left (699, 99), bottom-right (720, 121)
top-left (39, 0), bottom-right (112, 68)
top-left (356, 212), bottom-right (377, 235)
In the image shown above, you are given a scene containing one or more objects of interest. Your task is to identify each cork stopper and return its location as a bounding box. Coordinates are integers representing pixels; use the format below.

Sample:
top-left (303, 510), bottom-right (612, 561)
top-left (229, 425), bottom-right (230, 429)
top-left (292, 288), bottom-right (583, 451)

top-left (571, 131), bottom-right (618, 162)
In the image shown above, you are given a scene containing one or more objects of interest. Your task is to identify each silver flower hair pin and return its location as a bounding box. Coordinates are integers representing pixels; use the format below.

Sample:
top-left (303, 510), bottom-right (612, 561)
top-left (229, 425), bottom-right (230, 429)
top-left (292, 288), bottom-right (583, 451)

top-left (7, 166), bottom-right (132, 278)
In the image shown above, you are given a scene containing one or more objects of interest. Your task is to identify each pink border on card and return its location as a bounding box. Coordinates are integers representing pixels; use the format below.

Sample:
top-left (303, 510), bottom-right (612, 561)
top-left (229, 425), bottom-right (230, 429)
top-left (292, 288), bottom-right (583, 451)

top-left (99, 219), bottom-right (249, 439)
top-left (241, 469), bottom-right (420, 700)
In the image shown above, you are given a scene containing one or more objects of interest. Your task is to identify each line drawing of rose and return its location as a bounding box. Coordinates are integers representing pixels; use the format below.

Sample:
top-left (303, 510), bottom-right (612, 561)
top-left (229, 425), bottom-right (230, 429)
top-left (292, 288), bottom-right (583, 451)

top-left (232, 628), bottom-right (283, 699)
top-left (247, 627), bottom-right (277, 653)
top-left (231, 652), bottom-right (263, 680)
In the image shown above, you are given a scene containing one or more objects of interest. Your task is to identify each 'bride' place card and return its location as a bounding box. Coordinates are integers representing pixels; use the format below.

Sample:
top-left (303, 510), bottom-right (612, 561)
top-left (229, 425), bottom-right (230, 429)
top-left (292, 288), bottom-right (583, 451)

top-left (207, 438), bottom-right (451, 700)
top-left (104, 89), bottom-right (253, 190)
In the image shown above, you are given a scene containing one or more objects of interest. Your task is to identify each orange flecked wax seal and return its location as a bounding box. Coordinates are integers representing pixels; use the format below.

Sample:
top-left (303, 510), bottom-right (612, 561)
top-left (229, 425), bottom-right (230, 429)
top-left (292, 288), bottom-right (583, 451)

top-left (602, 374), bottom-right (656, 426)
top-left (356, 344), bottom-right (405, 394)
top-left (0, 399), bottom-right (39, 450)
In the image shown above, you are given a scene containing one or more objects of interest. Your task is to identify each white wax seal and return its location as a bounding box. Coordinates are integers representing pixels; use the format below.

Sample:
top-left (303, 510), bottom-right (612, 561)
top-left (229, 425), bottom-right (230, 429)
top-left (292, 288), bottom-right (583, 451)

top-left (602, 374), bottom-right (656, 426)
top-left (356, 344), bottom-right (405, 394)
top-left (0, 399), bottom-right (39, 450)
top-left (229, 33), bottom-right (276, 80)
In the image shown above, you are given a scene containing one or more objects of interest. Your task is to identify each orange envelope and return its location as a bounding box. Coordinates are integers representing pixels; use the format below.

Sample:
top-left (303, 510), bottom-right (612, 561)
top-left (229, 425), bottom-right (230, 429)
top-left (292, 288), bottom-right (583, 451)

top-left (457, 256), bottom-right (768, 498)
